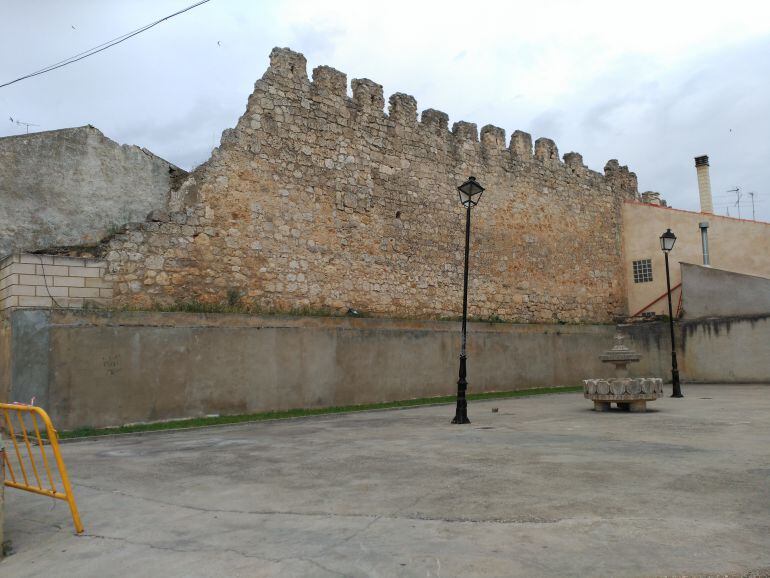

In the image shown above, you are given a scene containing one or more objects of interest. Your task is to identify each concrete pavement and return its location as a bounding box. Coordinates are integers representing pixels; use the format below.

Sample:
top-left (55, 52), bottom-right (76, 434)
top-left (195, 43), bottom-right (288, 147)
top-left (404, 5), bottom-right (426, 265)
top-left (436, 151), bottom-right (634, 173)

top-left (2, 385), bottom-right (770, 577)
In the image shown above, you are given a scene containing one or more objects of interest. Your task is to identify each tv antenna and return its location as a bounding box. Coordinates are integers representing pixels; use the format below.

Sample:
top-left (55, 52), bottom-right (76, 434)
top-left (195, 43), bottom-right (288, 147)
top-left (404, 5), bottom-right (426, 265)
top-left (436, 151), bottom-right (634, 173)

top-left (748, 192), bottom-right (756, 221)
top-left (727, 187), bottom-right (741, 219)
top-left (8, 117), bottom-right (39, 133)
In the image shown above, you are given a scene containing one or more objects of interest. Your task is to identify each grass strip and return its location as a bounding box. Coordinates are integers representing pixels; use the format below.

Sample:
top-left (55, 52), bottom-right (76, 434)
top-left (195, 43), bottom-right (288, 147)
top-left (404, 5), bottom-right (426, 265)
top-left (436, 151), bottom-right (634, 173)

top-left (55, 386), bottom-right (582, 439)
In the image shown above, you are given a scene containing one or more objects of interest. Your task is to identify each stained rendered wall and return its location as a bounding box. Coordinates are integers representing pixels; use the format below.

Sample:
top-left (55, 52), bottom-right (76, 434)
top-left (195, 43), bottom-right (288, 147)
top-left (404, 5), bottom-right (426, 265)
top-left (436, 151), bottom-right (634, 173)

top-left (6, 309), bottom-right (767, 431)
top-left (0, 125), bottom-right (184, 256)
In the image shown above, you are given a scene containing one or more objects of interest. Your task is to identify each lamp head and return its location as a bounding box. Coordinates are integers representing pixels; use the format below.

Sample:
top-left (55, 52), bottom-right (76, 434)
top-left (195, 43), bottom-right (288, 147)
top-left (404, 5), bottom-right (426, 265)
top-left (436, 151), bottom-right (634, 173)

top-left (458, 176), bottom-right (484, 208)
top-left (660, 228), bottom-right (677, 252)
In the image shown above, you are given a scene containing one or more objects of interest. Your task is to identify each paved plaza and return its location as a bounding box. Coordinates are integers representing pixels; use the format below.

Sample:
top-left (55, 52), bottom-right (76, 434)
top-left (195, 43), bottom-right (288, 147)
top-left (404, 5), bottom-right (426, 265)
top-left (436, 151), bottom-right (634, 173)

top-left (3, 385), bottom-right (770, 577)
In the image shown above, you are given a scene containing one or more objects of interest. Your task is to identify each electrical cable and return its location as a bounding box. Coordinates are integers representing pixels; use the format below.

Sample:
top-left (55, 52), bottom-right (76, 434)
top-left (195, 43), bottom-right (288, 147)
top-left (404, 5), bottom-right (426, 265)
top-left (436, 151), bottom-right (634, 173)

top-left (0, 0), bottom-right (212, 89)
top-left (36, 254), bottom-right (64, 309)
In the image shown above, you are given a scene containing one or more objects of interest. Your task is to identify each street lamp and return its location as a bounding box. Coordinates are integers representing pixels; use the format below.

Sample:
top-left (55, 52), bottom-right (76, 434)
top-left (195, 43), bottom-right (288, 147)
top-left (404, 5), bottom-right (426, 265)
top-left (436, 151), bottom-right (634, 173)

top-left (660, 228), bottom-right (683, 398)
top-left (452, 176), bottom-right (484, 424)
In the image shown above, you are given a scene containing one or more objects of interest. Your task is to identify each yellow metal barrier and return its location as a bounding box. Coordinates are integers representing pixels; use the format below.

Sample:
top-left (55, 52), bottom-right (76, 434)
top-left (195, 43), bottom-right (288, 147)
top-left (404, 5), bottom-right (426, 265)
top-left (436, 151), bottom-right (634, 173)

top-left (1, 403), bottom-right (84, 534)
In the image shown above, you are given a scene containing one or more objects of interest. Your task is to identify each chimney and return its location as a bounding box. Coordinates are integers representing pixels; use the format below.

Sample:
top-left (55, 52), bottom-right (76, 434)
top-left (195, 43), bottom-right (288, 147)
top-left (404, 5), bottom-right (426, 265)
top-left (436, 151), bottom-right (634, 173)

top-left (694, 155), bottom-right (713, 213)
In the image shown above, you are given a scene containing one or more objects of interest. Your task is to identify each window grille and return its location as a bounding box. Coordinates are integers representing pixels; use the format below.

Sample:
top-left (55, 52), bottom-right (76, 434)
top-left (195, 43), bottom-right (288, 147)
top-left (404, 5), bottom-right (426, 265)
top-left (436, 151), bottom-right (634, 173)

top-left (632, 259), bottom-right (653, 283)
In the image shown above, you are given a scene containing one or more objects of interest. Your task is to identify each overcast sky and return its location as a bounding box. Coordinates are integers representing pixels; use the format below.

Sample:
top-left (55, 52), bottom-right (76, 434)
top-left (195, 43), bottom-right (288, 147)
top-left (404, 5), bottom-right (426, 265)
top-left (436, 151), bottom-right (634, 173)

top-left (2, 0), bottom-right (769, 220)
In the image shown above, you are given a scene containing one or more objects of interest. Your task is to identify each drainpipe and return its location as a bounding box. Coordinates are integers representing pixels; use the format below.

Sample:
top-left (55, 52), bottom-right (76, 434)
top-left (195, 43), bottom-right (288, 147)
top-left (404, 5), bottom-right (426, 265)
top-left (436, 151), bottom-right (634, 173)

top-left (699, 221), bottom-right (710, 266)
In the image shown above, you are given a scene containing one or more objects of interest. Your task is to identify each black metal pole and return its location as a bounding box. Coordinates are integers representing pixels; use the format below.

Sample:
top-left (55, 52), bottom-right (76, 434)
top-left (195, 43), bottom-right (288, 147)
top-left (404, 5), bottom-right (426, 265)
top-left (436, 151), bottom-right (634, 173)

top-left (452, 204), bottom-right (472, 424)
top-left (664, 251), bottom-right (683, 397)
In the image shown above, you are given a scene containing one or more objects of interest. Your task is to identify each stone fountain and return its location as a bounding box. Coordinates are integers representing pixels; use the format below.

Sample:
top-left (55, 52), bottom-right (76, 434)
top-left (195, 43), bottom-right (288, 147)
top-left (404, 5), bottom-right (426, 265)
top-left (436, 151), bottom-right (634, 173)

top-left (583, 329), bottom-right (663, 412)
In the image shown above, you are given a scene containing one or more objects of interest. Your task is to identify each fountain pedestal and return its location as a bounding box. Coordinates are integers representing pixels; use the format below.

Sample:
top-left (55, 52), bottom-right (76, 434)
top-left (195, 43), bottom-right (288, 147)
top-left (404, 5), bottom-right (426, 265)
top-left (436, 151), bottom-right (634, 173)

top-left (583, 331), bottom-right (662, 412)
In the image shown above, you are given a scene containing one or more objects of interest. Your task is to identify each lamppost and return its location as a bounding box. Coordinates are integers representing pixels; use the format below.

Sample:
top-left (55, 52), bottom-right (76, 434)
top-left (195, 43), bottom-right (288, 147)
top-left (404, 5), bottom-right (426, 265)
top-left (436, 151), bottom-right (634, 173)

top-left (660, 228), bottom-right (683, 398)
top-left (452, 176), bottom-right (485, 424)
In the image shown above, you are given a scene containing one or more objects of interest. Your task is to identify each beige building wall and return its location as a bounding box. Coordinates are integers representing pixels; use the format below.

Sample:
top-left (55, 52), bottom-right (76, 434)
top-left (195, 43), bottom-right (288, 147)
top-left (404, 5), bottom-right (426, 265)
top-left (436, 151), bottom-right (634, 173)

top-left (622, 201), bottom-right (770, 316)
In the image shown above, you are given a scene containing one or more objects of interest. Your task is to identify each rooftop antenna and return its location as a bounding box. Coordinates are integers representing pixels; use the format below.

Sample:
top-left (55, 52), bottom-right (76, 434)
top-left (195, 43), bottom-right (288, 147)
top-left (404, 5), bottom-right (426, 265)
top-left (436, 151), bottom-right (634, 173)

top-left (727, 187), bottom-right (741, 219)
top-left (8, 117), bottom-right (39, 134)
top-left (748, 192), bottom-right (756, 221)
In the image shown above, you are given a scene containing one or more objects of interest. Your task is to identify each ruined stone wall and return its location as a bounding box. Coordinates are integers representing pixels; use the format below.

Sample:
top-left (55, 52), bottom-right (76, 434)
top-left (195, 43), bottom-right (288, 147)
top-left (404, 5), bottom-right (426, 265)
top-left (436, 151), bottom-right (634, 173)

top-left (104, 48), bottom-right (639, 323)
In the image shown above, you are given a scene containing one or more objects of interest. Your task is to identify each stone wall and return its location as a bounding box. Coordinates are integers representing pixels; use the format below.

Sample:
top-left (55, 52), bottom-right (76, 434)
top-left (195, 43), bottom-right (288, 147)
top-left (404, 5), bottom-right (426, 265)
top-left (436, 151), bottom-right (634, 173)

top-left (0, 126), bottom-right (185, 256)
top-left (0, 253), bottom-right (112, 310)
top-left (101, 47), bottom-right (639, 323)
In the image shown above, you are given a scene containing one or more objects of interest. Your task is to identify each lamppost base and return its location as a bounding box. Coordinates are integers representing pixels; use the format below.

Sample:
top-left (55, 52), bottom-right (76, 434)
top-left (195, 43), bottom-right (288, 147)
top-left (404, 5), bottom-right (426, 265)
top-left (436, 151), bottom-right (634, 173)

top-left (453, 355), bottom-right (471, 424)
top-left (671, 371), bottom-right (683, 398)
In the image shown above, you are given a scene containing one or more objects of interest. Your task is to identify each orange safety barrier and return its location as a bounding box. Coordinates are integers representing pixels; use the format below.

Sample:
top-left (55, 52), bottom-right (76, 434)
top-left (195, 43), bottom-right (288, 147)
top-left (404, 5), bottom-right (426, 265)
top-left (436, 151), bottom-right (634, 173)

top-left (1, 403), bottom-right (83, 534)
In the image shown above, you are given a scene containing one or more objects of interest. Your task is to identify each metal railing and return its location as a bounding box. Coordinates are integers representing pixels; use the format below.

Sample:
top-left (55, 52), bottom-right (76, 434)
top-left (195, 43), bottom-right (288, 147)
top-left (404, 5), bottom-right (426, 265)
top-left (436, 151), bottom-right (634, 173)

top-left (631, 282), bottom-right (683, 318)
top-left (1, 403), bottom-right (84, 534)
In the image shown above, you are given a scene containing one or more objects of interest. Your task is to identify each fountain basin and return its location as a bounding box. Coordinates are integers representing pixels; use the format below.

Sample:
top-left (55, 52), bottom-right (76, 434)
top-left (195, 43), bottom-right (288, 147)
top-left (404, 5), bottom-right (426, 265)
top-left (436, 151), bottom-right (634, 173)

top-left (583, 378), bottom-right (663, 412)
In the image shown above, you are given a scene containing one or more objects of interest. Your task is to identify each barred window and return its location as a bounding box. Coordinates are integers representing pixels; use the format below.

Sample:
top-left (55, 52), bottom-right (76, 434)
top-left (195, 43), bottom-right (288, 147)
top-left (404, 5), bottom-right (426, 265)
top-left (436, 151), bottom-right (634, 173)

top-left (633, 259), bottom-right (653, 283)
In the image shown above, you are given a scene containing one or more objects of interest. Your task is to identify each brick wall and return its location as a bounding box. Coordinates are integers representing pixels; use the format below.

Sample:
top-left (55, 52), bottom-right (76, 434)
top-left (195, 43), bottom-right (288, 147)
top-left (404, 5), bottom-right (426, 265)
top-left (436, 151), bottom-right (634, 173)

top-left (0, 253), bottom-right (112, 310)
top-left (100, 47), bottom-right (639, 323)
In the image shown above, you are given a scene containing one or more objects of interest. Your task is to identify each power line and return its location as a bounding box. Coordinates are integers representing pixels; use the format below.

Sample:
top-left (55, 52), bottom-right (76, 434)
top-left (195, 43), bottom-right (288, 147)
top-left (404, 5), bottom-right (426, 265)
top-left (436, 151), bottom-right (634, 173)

top-left (713, 201), bottom-right (765, 205)
top-left (0, 0), bottom-right (212, 89)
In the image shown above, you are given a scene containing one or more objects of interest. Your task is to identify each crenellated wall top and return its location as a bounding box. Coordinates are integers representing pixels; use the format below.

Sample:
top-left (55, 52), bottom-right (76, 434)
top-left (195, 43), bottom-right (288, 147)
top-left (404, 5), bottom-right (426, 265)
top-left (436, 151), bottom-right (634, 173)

top-left (241, 47), bottom-right (639, 190)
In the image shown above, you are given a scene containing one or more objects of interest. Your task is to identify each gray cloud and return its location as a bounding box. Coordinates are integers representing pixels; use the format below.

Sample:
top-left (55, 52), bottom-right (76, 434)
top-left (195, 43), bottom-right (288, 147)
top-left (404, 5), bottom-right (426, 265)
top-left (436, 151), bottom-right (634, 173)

top-left (1, 1), bottom-right (769, 220)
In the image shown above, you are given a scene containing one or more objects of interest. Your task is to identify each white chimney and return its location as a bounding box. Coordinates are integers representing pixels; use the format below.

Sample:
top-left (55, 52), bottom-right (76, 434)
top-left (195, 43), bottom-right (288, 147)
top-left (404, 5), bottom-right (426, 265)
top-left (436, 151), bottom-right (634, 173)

top-left (694, 155), bottom-right (713, 214)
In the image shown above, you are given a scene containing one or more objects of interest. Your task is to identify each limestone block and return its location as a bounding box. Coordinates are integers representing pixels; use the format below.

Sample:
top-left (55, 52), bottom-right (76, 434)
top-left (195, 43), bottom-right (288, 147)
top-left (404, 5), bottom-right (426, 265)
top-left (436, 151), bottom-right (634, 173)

top-left (53, 277), bottom-right (85, 288)
top-left (68, 267), bottom-right (102, 278)
top-left (35, 265), bottom-right (68, 276)
top-left (18, 296), bottom-right (53, 307)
